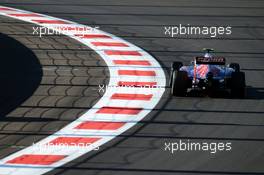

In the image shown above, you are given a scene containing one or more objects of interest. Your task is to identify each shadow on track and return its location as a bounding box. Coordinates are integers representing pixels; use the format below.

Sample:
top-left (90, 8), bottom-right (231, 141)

top-left (0, 33), bottom-right (42, 120)
top-left (246, 87), bottom-right (264, 99)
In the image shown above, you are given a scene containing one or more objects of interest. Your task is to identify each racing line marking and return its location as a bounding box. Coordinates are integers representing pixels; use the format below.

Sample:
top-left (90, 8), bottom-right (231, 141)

top-left (0, 6), bottom-right (165, 175)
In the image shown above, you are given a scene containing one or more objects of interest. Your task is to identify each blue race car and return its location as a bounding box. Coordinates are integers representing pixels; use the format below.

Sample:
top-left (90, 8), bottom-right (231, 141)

top-left (169, 49), bottom-right (245, 98)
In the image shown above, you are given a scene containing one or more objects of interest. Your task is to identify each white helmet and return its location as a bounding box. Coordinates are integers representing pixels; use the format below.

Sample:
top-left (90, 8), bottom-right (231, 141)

top-left (203, 48), bottom-right (214, 58)
top-left (204, 52), bottom-right (213, 58)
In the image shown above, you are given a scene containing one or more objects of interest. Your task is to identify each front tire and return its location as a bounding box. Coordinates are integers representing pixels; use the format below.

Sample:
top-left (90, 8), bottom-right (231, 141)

top-left (171, 70), bottom-right (188, 96)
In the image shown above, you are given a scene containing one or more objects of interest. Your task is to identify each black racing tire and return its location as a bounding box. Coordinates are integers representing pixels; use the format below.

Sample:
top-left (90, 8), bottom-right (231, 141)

top-left (169, 61), bottom-right (183, 87)
top-left (229, 63), bottom-right (240, 72)
top-left (171, 70), bottom-right (188, 96)
top-left (230, 72), bottom-right (246, 98)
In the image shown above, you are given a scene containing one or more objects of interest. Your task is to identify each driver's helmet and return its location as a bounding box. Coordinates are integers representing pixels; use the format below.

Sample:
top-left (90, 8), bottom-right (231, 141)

top-left (204, 52), bottom-right (213, 58)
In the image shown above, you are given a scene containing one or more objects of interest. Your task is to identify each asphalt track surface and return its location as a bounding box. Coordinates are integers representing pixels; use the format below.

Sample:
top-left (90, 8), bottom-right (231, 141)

top-left (0, 0), bottom-right (264, 175)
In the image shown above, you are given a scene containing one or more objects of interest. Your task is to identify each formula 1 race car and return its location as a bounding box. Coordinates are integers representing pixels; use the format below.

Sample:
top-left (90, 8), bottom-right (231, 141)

top-left (169, 48), bottom-right (245, 98)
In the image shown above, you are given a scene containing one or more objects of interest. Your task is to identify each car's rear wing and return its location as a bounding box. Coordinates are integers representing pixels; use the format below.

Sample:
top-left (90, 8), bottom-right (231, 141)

top-left (195, 57), bottom-right (226, 65)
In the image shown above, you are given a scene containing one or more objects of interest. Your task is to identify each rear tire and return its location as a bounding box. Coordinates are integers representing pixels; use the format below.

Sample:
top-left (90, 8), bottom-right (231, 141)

top-left (169, 61), bottom-right (183, 87)
top-left (171, 70), bottom-right (188, 96)
top-left (229, 63), bottom-right (240, 72)
top-left (230, 72), bottom-right (245, 98)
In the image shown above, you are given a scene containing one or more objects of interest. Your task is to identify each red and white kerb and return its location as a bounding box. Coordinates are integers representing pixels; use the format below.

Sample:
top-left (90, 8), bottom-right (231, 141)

top-left (0, 6), bottom-right (166, 175)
